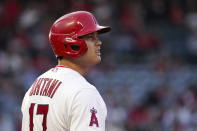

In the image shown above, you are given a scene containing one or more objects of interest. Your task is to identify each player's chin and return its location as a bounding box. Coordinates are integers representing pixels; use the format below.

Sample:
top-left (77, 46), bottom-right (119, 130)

top-left (93, 55), bottom-right (102, 65)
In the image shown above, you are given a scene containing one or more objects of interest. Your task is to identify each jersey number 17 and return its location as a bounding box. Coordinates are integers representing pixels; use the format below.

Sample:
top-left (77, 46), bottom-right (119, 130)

top-left (29, 103), bottom-right (49, 131)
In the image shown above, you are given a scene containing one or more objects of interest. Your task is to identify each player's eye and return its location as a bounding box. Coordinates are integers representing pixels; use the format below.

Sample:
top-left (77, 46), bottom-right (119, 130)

top-left (86, 34), bottom-right (94, 39)
top-left (79, 33), bottom-right (99, 41)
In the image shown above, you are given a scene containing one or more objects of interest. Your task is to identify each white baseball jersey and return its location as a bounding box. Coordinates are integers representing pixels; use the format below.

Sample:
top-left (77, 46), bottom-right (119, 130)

top-left (21, 65), bottom-right (107, 131)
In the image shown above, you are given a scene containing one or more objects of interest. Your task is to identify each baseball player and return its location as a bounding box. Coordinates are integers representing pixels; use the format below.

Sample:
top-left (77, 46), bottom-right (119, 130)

top-left (21, 11), bottom-right (111, 131)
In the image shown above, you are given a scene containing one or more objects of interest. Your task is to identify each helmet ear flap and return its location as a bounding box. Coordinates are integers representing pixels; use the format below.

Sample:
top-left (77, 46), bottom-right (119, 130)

top-left (63, 37), bottom-right (87, 57)
top-left (49, 33), bottom-right (87, 58)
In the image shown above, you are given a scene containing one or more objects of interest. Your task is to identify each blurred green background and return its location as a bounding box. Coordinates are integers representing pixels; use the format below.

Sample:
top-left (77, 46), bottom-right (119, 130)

top-left (1, 0), bottom-right (197, 131)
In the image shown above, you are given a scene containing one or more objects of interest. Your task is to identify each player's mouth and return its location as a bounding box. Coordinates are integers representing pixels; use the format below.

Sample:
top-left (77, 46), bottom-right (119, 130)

top-left (95, 50), bottom-right (101, 56)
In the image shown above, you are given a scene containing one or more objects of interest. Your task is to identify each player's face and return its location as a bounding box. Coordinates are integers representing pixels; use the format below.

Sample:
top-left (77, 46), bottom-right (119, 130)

top-left (79, 32), bottom-right (102, 66)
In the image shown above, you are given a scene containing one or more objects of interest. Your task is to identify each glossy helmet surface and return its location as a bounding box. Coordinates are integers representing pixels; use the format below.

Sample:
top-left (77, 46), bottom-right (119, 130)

top-left (49, 11), bottom-right (111, 58)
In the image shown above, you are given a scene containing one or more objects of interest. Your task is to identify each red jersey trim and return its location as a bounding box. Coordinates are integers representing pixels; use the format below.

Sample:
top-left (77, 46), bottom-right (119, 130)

top-left (56, 65), bottom-right (69, 68)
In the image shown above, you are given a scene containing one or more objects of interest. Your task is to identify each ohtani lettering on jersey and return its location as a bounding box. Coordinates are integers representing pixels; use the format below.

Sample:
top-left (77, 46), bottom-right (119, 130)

top-left (29, 78), bottom-right (62, 98)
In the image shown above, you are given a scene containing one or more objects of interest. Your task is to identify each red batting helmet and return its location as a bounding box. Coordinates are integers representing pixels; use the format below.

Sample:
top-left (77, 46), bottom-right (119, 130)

top-left (49, 11), bottom-right (111, 58)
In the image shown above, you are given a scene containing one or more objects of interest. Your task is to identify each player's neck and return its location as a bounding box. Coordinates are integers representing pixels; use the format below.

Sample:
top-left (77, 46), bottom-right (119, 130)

top-left (58, 59), bottom-right (88, 75)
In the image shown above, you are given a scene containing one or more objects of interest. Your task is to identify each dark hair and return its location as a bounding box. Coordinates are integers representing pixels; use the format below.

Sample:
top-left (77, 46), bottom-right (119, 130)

top-left (57, 56), bottom-right (63, 61)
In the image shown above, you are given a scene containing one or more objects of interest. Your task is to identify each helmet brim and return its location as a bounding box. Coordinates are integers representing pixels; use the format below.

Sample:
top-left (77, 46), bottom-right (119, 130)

top-left (97, 26), bottom-right (111, 34)
top-left (77, 25), bottom-right (111, 38)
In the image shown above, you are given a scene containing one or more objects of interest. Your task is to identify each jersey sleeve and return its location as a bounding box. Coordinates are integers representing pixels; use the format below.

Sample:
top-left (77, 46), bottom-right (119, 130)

top-left (69, 88), bottom-right (107, 131)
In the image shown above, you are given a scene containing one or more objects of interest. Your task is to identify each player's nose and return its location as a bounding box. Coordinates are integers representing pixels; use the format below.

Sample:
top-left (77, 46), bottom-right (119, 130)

top-left (96, 39), bottom-right (102, 46)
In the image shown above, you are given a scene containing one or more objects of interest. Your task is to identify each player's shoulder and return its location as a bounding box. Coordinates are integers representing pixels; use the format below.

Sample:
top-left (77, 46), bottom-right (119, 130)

top-left (26, 66), bottom-right (97, 98)
top-left (45, 66), bottom-right (96, 91)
